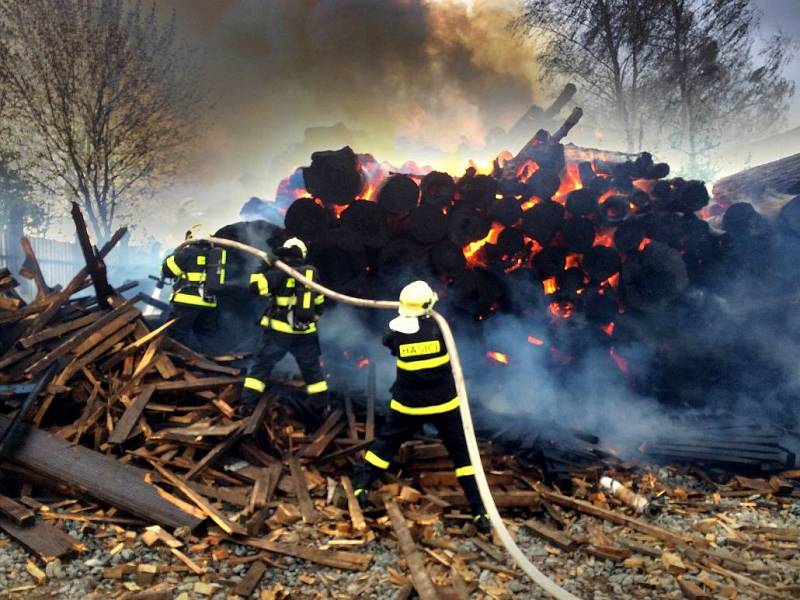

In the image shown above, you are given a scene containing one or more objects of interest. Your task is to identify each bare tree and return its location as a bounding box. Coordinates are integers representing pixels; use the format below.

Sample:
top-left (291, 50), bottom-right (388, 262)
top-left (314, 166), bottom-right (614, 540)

top-left (0, 0), bottom-right (207, 242)
top-left (511, 0), bottom-right (664, 152)
top-left (653, 0), bottom-right (795, 176)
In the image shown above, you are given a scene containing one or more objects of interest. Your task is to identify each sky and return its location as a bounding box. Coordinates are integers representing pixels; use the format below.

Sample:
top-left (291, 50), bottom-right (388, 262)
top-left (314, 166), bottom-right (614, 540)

top-left (140, 0), bottom-right (800, 247)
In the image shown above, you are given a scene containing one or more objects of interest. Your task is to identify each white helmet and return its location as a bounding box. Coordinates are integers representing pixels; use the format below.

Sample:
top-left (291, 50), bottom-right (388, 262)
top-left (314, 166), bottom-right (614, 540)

top-left (398, 280), bottom-right (437, 317)
top-left (280, 237), bottom-right (308, 260)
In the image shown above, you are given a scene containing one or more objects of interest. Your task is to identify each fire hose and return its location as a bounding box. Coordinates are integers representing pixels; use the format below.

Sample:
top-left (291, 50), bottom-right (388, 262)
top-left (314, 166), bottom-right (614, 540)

top-left (178, 237), bottom-right (579, 600)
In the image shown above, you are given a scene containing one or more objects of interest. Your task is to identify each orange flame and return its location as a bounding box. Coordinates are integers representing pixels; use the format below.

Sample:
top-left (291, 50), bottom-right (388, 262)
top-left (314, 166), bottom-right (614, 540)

top-left (593, 228), bottom-right (615, 247)
top-left (553, 162), bottom-right (582, 204)
top-left (638, 237), bottom-right (652, 252)
top-left (358, 358), bottom-right (370, 368)
top-left (543, 276), bottom-right (557, 295)
top-left (463, 223), bottom-right (504, 267)
top-left (527, 336), bottom-right (545, 346)
top-left (486, 351), bottom-right (509, 364)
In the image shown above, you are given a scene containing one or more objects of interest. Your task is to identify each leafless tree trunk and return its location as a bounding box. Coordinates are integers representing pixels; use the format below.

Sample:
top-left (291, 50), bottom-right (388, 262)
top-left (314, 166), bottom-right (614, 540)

top-left (0, 0), bottom-right (208, 242)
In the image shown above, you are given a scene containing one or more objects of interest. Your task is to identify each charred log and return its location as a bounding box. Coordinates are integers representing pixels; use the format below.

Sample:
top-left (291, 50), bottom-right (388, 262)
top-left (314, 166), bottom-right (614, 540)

top-left (308, 231), bottom-right (367, 294)
top-left (420, 171), bottom-right (456, 209)
top-left (520, 200), bottom-right (564, 245)
top-left (448, 205), bottom-right (490, 245)
top-left (621, 241), bottom-right (688, 312)
top-left (407, 205), bottom-right (448, 245)
top-left (284, 198), bottom-right (328, 242)
top-left (339, 200), bottom-right (390, 249)
top-left (430, 240), bottom-right (466, 277)
top-left (561, 217), bottom-right (596, 253)
top-left (302, 146), bottom-right (362, 206)
top-left (583, 246), bottom-right (621, 282)
top-left (377, 175), bottom-right (419, 215)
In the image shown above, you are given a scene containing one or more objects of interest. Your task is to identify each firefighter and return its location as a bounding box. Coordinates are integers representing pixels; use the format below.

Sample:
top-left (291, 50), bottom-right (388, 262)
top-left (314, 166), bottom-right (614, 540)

top-left (238, 237), bottom-right (328, 419)
top-left (352, 280), bottom-right (491, 534)
top-left (161, 229), bottom-right (226, 350)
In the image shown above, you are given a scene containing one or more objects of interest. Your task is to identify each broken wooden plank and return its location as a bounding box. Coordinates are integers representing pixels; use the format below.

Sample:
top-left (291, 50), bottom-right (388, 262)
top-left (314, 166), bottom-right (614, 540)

top-left (150, 461), bottom-right (243, 535)
top-left (540, 488), bottom-right (687, 547)
top-left (0, 517), bottom-right (84, 561)
top-left (234, 560), bottom-right (267, 597)
top-left (384, 496), bottom-right (440, 600)
top-left (0, 415), bottom-right (202, 530)
top-left (18, 311), bottom-right (104, 349)
top-left (300, 410), bottom-right (345, 459)
top-left (151, 376), bottom-right (242, 393)
top-left (108, 385), bottom-right (155, 445)
top-left (0, 493), bottom-right (35, 525)
top-left (229, 536), bottom-right (373, 571)
top-left (341, 475), bottom-right (369, 534)
top-left (288, 455), bottom-right (319, 524)
top-left (522, 519), bottom-right (577, 551)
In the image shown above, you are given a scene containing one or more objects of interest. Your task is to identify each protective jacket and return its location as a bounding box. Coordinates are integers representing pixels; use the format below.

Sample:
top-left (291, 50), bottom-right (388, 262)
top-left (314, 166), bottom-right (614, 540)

top-left (383, 317), bottom-right (457, 414)
top-left (162, 244), bottom-right (227, 308)
top-left (249, 265), bottom-right (325, 334)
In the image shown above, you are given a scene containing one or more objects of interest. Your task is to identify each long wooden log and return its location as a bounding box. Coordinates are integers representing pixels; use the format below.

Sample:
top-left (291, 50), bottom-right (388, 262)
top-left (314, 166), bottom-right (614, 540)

top-left (384, 496), bottom-right (440, 600)
top-left (713, 152), bottom-right (800, 206)
top-left (0, 415), bottom-right (203, 530)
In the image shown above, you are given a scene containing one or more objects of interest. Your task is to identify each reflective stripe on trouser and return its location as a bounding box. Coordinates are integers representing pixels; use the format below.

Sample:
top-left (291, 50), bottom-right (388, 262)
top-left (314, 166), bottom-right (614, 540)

top-left (243, 329), bottom-right (325, 405)
top-left (244, 377), bottom-right (266, 392)
top-left (389, 396), bottom-right (459, 416)
top-left (353, 402), bottom-right (484, 512)
top-left (306, 380), bottom-right (328, 395)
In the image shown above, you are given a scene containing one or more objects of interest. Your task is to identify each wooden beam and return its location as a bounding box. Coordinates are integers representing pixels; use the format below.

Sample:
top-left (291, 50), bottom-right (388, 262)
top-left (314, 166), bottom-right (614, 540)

top-left (366, 364), bottom-right (376, 441)
top-left (108, 385), bottom-right (155, 445)
top-left (227, 535), bottom-right (373, 571)
top-left (0, 415), bottom-right (202, 530)
top-left (300, 410), bottom-right (345, 459)
top-left (341, 475), bottom-right (369, 534)
top-left (288, 455), bottom-right (319, 524)
top-left (540, 488), bottom-right (686, 547)
top-left (0, 517), bottom-right (84, 561)
top-left (151, 376), bottom-right (242, 393)
top-left (383, 496), bottom-right (440, 600)
top-left (150, 461), bottom-right (243, 535)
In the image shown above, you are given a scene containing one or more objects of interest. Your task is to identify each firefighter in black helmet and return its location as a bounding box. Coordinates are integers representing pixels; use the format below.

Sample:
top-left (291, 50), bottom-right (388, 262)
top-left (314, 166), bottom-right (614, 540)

top-left (161, 227), bottom-right (227, 350)
top-left (352, 280), bottom-right (491, 534)
top-left (238, 237), bottom-right (328, 419)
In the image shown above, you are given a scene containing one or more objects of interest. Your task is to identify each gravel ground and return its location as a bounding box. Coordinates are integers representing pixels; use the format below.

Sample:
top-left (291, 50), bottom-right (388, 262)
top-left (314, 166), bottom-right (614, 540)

top-left (1, 465), bottom-right (798, 599)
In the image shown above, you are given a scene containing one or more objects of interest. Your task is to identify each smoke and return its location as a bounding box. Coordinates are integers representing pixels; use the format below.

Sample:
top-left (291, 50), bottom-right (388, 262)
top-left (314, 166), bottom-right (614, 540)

top-left (143, 0), bottom-right (542, 247)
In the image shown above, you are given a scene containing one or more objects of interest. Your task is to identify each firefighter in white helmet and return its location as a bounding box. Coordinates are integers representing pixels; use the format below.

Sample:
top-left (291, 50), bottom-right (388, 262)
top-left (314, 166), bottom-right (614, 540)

top-left (238, 237), bottom-right (328, 421)
top-left (352, 280), bottom-right (490, 533)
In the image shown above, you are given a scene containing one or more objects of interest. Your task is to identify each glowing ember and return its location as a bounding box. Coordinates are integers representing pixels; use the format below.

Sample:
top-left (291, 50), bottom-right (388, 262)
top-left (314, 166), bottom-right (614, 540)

top-left (602, 273), bottom-right (620, 290)
top-left (486, 351), bottom-right (509, 364)
top-left (609, 347), bottom-right (629, 374)
top-left (638, 237), bottom-right (652, 251)
top-left (565, 253), bottom-right (581, 269)
top-left (332, 204), bottom-right (348, 219)
top-left (357, 358), bottom-right (369, 368)
top-left (548, 300), bottom-right (573, 319)
top-left (602, 322), bottom-right (615, 336)
top-left (527, 335), bottom-right (545, 346)
top-left (543, 276), bottom-right (557, 295)
top-left (593, 228), bottom-right (615, 247)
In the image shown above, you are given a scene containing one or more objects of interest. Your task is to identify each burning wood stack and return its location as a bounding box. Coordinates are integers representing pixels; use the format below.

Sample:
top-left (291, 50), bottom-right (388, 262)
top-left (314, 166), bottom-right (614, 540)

top-left (267, 108), bottom-right (800, 422)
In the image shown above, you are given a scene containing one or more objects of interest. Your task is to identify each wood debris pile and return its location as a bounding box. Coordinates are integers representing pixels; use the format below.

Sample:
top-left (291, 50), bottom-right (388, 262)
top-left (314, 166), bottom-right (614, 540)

top-left (1, 229), bottom-right (799, 599)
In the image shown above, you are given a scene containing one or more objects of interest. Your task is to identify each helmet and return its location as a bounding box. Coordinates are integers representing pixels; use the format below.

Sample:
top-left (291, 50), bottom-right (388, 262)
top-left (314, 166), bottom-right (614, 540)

top-left (277, 237), bottom-right (308, 260)
top-left (398, 280), bottom-right (437, 317)
top-left (186, 223), bottom-right (209, 240)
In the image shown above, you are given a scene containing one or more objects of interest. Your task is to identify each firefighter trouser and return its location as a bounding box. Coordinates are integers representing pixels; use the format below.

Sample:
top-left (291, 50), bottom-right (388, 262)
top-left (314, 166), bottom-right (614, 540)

top-left (168, 304), bottom-right (218, 350)
top-left (353, 403), bottom-right (484, 514)
top-left (241, 330), bottom-right (328, 406)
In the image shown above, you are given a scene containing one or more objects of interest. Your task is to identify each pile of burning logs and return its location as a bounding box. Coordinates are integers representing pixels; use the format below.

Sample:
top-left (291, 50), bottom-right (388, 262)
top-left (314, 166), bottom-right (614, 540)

top-left (261, 112), bottom-right (800, 419)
